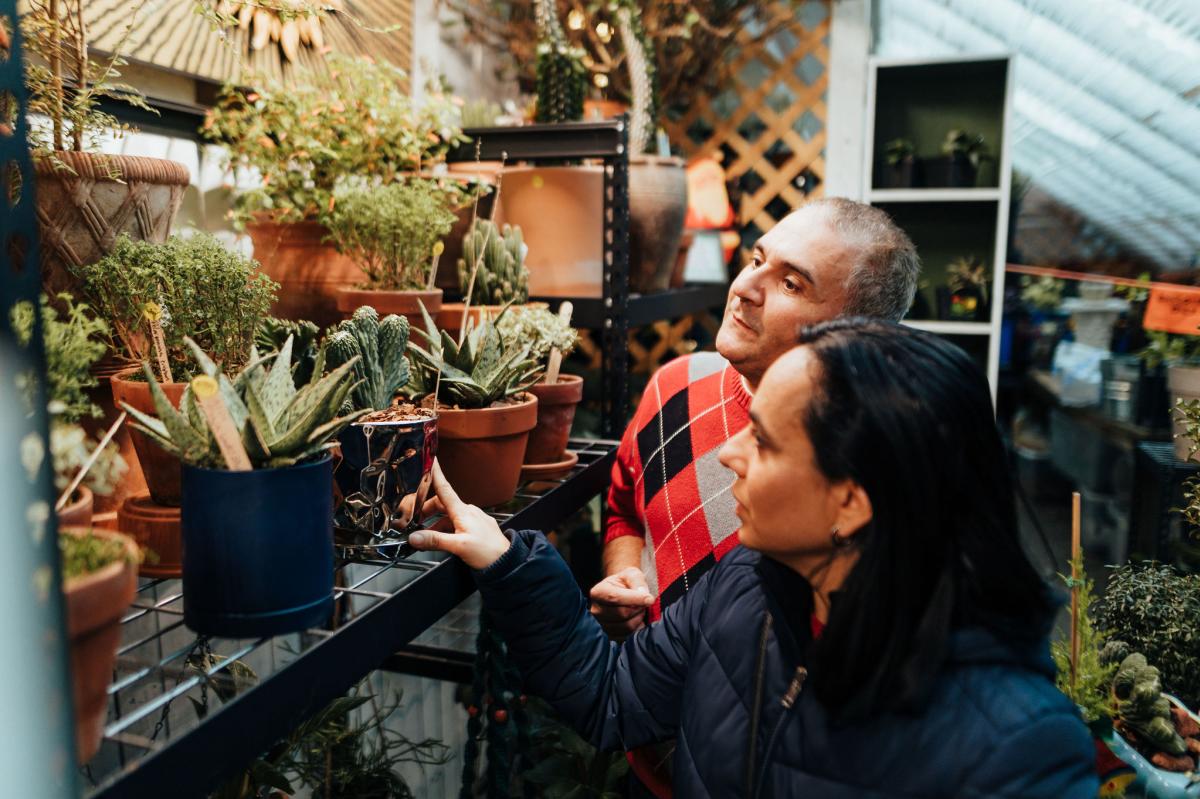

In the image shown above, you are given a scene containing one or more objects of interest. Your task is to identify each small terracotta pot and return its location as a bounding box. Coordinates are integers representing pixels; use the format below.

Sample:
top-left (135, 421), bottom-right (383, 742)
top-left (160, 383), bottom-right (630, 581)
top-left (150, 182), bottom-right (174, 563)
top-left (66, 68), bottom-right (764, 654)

top-left (57, 485), bottom-right (94, 529)
top-left (118, 494), bottom-right (182, 578)
top-left (61, 526), bottom-right (139, 763)
top-left (111, 369), bottom-right (186, 506)
top-left (86, 355), bottom-right (146, 514)
top-left (525, 375), bottom-right (584, 464)
top-left (336, 288), bottom-right (443, 331)
top-left (246, 215), bottom-right (361, 329)
top-left (437, 393), bottom-right (538, 507)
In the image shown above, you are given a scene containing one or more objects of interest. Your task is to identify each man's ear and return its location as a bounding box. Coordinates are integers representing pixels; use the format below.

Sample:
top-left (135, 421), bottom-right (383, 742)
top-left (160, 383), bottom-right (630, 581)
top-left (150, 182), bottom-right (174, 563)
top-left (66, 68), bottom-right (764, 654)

top-left (833, 481), bottom-right (873, 541)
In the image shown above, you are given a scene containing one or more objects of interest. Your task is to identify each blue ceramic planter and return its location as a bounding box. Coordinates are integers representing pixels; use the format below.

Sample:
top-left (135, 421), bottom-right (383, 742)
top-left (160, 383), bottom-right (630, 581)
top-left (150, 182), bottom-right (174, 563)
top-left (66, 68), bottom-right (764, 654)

top-left (181, 455), bottom-right (334, 638)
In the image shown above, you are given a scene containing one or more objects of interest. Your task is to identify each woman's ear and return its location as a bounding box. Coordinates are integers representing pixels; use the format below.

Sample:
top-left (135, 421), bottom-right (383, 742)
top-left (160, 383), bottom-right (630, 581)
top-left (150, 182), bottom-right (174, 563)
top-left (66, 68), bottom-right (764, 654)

top-left (833, 481), bottom-right (873, 541)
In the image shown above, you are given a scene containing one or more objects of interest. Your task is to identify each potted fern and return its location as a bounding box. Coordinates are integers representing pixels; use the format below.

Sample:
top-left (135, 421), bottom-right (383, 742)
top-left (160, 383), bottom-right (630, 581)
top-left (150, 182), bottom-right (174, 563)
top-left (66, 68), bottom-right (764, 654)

top-left (324, 306), bottom-right (438, 544)
top-left (439, 219), bottom-right (534, 338)
top-left (407, 303), bottom-right (540, 507)
top-left (121, 336), bottom-right (365, 637)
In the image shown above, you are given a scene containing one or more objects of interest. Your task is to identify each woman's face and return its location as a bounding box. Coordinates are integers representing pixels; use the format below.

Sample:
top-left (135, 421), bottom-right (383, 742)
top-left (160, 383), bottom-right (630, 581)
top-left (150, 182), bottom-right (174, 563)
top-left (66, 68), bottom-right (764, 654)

top-left (718, 347), bottom-right (872, 574)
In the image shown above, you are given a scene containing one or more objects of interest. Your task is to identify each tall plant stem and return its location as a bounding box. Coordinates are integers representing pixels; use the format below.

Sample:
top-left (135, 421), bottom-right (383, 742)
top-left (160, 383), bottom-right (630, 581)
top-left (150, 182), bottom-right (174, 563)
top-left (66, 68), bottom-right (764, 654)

top-left (49, 0), bottom-right (64, 151)
top-left (73, 0), bottom-right (87, 151)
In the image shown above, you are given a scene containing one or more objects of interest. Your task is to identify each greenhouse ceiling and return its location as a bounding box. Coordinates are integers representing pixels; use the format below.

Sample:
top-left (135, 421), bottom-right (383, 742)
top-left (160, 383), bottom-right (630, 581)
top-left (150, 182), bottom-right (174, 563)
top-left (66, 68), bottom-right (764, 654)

top-left (874, 0), bottom-right (1200, 271)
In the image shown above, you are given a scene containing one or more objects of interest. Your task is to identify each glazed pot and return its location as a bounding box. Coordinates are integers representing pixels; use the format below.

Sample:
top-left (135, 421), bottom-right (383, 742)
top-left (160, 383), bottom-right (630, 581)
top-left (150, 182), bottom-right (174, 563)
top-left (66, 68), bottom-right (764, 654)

top-left (629, 156), bottom-right (688, 294)
top-left (335, 288), bottom-right (443, 331)
top-left (437, 393), bottom-right (538, 507)
top-left (36, 152), bottom-right (189, 298)
top-left (246, 215), bottom-right (361, 329)
top-left (111, 368), bottom-right (186, 506)
top-left (525, 375), bottom-right (584, 464)
top-left (57, 485), bottom-right (94, 529)
top-left (334, 412), bottom-right (438, 539)
top-left (61, 526), bottom-right (139, 763)
top-left (1168, 364), bottom-right (1200, 462)
top-left (181, 455), bottom-right (334, 638)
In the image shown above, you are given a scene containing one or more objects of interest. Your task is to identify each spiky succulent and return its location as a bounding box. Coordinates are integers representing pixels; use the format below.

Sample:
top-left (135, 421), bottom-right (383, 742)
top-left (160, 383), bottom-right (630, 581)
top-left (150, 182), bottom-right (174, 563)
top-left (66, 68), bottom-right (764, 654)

top-left (407, 302), bottom-right (539, 409)
top-left (323, 306), bottom-right (411, 412)
top-left (458, 220), bottom-right (529, 307)
top-left (255, 316), bottom-right (320, 387)
top-left (121, 336), bottom-right (369, 470)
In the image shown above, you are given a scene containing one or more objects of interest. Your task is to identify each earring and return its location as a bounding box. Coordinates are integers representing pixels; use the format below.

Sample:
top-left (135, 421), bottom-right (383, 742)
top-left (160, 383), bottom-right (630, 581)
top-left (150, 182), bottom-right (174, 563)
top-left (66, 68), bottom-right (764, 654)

top-left (831, 526), bottom-right (850, 548)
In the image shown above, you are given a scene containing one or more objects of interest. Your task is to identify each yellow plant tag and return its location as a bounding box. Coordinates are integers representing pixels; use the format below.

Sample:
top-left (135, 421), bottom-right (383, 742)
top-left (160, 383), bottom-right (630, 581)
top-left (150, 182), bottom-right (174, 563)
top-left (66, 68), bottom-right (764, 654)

top-left (191, 376), bottom-right (252, 471)
top-left (143, 302), bottom-right (172, 384)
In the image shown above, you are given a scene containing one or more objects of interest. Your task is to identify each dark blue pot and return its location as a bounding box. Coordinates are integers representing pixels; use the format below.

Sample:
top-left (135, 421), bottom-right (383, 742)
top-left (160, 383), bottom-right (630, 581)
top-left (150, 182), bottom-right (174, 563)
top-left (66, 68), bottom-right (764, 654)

top-left (181, 455), bottom-right (334, 638)
top-left (333, 415), bottom-right (437, 539)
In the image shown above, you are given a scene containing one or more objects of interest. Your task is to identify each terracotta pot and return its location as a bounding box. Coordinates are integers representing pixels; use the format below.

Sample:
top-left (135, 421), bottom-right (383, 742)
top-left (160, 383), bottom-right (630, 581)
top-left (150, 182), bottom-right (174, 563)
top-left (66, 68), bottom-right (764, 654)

top-left (57, 485), bottom-right (94, 529)
top-left (584, 99), bottom-right (630, 120)
top-left (245, 216), bottom-right (361, 329)
top-left (629, 156), bottom-right (688, 294)
top-left (525, 375), bottom-right (584, 464)
top-left (336, 288), bottom-right (443, 330)
top-left (87, 355), bottom-right (146, 514)
top-left (111, 369), bottom-right (186, 506)
top-left (61, 526), bottom-right (139, 763)
top-left (495, 166), bottom-right (605, 297)
top-left (35, 152), bottom-right (189, 298)
top-left (118, 494), bottom-right (182, 578)
top-left (437, 393), bottom-right (538, 507)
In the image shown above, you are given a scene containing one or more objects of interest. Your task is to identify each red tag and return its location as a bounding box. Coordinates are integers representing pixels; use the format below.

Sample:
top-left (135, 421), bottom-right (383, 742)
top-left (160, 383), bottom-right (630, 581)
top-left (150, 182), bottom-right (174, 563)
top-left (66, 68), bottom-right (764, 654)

top-left (1143, 286), bottom-right (1200, 336)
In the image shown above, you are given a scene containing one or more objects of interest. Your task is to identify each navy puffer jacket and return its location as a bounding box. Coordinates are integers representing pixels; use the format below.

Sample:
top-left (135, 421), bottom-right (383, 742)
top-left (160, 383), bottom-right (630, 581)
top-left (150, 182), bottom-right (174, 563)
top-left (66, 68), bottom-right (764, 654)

top-left (476, 530), bottom-right (1098, 798)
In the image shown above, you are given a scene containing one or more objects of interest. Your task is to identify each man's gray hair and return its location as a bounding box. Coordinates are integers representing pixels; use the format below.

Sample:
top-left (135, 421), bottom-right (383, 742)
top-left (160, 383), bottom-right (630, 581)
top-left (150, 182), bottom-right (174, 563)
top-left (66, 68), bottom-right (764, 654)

top-left (800, 197), bottom-right (920, 323)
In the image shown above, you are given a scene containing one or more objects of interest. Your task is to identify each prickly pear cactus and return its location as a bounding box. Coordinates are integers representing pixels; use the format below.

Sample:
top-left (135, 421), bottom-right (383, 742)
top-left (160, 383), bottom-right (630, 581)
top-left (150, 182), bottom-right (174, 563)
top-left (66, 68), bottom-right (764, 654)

top-left (457, 220), bottom-right (529, 306)
top-left (325, 306), bottom-right (411, 412)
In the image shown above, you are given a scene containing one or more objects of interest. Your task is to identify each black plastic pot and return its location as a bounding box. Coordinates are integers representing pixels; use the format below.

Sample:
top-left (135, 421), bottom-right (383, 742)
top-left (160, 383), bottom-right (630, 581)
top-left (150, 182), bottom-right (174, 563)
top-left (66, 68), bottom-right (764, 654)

top-left (333, 415), bottom-right (437, 540)
top-left (181, 455), bottom-right (334, 638)
top-left (921, 153), bottom-right (976, 188)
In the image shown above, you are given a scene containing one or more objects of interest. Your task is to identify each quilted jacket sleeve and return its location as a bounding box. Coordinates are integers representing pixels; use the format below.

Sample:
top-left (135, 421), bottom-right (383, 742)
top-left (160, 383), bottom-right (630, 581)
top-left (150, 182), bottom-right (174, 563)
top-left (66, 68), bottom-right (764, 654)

top-left (475, 529), bottom-right (708, 751)
top-left (961, 711), bottom-right (1099, 798)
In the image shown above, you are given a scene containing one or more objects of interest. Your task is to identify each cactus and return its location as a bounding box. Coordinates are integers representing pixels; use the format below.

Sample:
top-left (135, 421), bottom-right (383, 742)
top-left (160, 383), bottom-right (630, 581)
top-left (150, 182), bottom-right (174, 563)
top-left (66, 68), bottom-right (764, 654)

top-left (617, 4), bottom-right (658, 155)
top-left (121, 335), bottom-right (368, 470)
top-left (457, 220), bottom-right (529, 306)
top-left (255, 316), bottom-right (320, 387)
top-left (407, 301), bottom-right (539, 409)
top-left (534, 0), bottom-right (586, 124)
top-left (324, 306), bottom-right (411, 412)
top-left (1113, 652), bottom-right (1189, 757)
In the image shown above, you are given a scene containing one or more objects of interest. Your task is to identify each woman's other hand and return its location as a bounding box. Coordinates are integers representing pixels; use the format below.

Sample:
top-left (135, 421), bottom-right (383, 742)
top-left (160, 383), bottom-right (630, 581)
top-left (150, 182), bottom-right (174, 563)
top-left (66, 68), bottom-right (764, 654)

top-left (408, 460), bottom-right (511, 570)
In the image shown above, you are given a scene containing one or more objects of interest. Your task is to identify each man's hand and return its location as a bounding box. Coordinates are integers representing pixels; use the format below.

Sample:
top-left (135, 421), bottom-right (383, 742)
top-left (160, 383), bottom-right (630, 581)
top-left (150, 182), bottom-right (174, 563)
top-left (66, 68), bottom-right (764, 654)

top-left (589, 567), bottom-right (654, 640)
top-left (408, 461), bottom-right (511, 570)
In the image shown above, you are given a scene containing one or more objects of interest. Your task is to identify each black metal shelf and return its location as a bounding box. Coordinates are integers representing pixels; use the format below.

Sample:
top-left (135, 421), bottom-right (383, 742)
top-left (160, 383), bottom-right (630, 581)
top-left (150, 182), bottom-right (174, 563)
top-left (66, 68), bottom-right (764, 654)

top-left (84, 439), bottom-right (617, 799)
top-left (532, 283), bottom-right (728, 330)
top-left (453, 120), bottom-right (626, 161)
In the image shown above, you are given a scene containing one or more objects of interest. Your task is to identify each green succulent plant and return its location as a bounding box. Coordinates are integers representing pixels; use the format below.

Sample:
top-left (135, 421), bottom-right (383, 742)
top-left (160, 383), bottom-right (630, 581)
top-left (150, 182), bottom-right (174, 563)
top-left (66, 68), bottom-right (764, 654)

top-left (255, 317), bottom-right (321, 387)
top-left (407, 302), bottom-right (539, 409)
top-left (534, 0), bottom-right (586, 124)
top-left (458, 220), bottom-right (529, 307)
top-left (324, 306), bottom-right (411, 412)
top-left (121, 336), bottom-right (368, 470)
top-left (1112, 652), bottom-right (1188, 756)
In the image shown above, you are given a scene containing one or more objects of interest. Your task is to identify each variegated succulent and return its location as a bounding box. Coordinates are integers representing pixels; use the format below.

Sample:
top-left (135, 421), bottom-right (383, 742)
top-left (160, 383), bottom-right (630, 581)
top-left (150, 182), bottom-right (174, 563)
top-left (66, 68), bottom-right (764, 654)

top-left (407, 301), bottom-right (539, 409)
top-left (121, 336), bottom-right (369, 470)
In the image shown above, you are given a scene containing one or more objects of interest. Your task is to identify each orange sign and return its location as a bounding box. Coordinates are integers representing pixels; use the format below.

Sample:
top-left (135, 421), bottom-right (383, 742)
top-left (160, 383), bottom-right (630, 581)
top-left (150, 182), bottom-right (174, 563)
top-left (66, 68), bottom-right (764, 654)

top-left (1143, 286), bottom-right (1200, 336)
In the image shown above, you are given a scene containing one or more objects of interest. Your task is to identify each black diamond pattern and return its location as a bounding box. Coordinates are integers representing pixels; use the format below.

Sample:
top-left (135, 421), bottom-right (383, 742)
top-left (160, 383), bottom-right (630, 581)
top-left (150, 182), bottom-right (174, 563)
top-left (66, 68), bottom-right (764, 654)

top-left (661, 552), bottom-right (716, 611)
top-left (637, 387), bottom-right (694, 504)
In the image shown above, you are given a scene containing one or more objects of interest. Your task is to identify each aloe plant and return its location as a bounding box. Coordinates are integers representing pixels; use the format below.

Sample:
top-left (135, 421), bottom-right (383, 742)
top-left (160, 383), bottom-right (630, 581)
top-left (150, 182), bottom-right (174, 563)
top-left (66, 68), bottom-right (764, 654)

top-left (121, 336), bottom-right (369, 470)
top-left (407, 302), bottom-right (539, 409)
top-left (324, 306), bottom-right (411, 412)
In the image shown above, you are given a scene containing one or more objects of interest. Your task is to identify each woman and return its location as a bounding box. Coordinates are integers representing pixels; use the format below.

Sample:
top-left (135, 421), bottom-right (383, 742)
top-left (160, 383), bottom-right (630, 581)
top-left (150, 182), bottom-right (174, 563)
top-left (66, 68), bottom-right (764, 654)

top-left (411, 319), bottom-right (1097, 797)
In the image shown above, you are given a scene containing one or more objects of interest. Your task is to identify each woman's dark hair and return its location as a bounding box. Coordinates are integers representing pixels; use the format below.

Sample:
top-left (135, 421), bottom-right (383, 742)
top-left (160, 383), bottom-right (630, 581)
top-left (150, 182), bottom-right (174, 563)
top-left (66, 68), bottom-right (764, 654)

top-left (795, 318), bottom-right (1053, 721)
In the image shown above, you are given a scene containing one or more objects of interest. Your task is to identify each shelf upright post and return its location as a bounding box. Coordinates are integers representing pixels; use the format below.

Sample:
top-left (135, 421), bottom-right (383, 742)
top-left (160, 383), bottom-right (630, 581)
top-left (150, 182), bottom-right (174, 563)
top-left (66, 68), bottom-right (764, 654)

top-left (0, 0), bottom-right (81, 790)
top-left (601, 119), bottom-right (631, 439)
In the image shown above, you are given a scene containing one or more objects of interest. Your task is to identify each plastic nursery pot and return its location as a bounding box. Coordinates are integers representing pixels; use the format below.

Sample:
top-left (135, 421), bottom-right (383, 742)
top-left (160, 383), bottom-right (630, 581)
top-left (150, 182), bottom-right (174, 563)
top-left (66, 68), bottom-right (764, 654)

top-left (335, 288), bottom-right (443, 331)
top-left (334, 409), bottom-right (438, 540)
top-left (61, 526), bottom-right (139, 764)
top-left (436, 392), bottom-right (538, 508)
top-left (111, 368), bottom-right (187, 506)
top-left (525, 374), bottom-right (584, 465)
top-left (181, 455), bottom-right (334, 638)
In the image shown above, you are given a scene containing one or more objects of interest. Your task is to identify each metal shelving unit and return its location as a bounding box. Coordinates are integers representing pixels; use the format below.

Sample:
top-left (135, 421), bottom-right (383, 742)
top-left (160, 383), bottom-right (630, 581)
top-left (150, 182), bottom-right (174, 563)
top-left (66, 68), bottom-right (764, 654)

top-left (84, 439), bottom-right (617, 798)
top-left (448, 121), bottom-right (729, 438)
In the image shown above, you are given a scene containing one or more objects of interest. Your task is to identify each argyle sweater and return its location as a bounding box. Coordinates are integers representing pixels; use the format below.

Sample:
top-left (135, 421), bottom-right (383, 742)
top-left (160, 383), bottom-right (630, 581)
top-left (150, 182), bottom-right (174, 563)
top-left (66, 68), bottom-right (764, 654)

top-left (606, 352), bottom-right (752, 621)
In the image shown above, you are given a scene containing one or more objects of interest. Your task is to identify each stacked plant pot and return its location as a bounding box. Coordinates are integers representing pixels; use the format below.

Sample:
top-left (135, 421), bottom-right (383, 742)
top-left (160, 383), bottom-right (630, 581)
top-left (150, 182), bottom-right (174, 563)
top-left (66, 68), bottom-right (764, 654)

top-left (523, 375), bottom-right (585, 480)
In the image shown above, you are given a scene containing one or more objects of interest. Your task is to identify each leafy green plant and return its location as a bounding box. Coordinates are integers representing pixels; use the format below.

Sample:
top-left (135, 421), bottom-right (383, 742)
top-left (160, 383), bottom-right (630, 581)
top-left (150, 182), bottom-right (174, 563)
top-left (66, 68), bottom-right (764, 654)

top-left (496, 306), bottom-right (578, 371)
top-left (325, 180), bottom-right (458, 291)
top-left (458, 220), bottom-right (529, 307)
top-left (947, 255), bottom-right (988, 301)
top-left (9, 293), bottom-right (109, 422)
top-left (1050, 554), bottom-right (1116, 725)
top-left (59, 530), bottom-right (137, 579)
top-left (884, 137), bottom-right (915, 167)
top-left (1019, 275), bottom-right (1066, 312)
top-left (1098, 562), bottom-right (1200, 709)
top-left (122, 336), bottom-right (368, 470)
top-left (941, 129), bottom-right (990, 168)
top-left (78, 234), bottom-right (277, 379)
top-left (407, 303), bottom-right (539, 408)
top-left (324, 306), bottom-right (411, 412)
top-left (203, 55), bottom-right (467, 224)
top-left (460, 98), bottom-right (503, 128)
top-left (255, 316), bottom-right (320, 387)
top-left (522, 697), bottom-right (628, 798)
top-left (51, 422), bottom-right (126, 497)
top-left (1138, 330), bottom-right (1200, 370)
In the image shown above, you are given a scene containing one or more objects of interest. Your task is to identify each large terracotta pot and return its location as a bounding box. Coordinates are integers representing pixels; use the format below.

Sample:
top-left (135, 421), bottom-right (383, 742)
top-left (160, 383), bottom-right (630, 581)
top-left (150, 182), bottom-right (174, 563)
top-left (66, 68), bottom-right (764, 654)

top-left (525, 375), bottom-right (584, 464)
top-left (36, 152), bottom-right (189, 298)
top-left (437, 393), bottom-right (538, 507)
top-left (57, 486), bottom-right (94, 529)
top-left (629, 156), bottom-right (688, 294)
top-left (336, 288), bottom-right (443, 330)
top-left (111, 369), bottom-right (186, 506)
top-left (61, 526), bottom-right (139, 763)
top-left (245, 216), bottom-right (361, 329)
top-left (495, 166), bottom-right (605, 298)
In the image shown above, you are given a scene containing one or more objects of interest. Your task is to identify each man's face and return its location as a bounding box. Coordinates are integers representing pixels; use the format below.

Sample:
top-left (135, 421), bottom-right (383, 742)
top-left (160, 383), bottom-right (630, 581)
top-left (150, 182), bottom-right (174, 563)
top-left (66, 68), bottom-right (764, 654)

top-left (715, 209), bottom-right (857, 386)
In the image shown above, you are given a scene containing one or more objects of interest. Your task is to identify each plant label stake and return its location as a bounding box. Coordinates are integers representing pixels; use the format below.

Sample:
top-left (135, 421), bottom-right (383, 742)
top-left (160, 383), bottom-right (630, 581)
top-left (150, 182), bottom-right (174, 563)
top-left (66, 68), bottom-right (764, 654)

top-left (426, 240), bottom-right (444, 291)
top-left (54, 411), bottom-right (126, 512)
top-left (192, 376), bottom-right (252, 471)
top-left (144, 302), bottom-right (173, 384)
top-left (545, 301), bottom-right (573, 385)
top-left (1069, 491), bottom-right (1082, 693)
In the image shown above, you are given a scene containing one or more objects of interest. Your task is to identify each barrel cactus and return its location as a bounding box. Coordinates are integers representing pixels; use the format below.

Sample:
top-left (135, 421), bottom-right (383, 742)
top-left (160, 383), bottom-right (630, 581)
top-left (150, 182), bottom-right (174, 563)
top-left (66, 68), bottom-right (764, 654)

top-left (458, 220), bottom-right (529, 307)
top-left (324, 306), bottom-right (411, 412)
top-left (121, 335), bottom-right (368, 470)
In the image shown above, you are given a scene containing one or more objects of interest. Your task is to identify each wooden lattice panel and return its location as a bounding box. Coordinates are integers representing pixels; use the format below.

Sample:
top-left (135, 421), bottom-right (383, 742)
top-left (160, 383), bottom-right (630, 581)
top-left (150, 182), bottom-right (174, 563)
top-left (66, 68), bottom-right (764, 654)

top-left (664, 0), bottom-right (831, 250)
